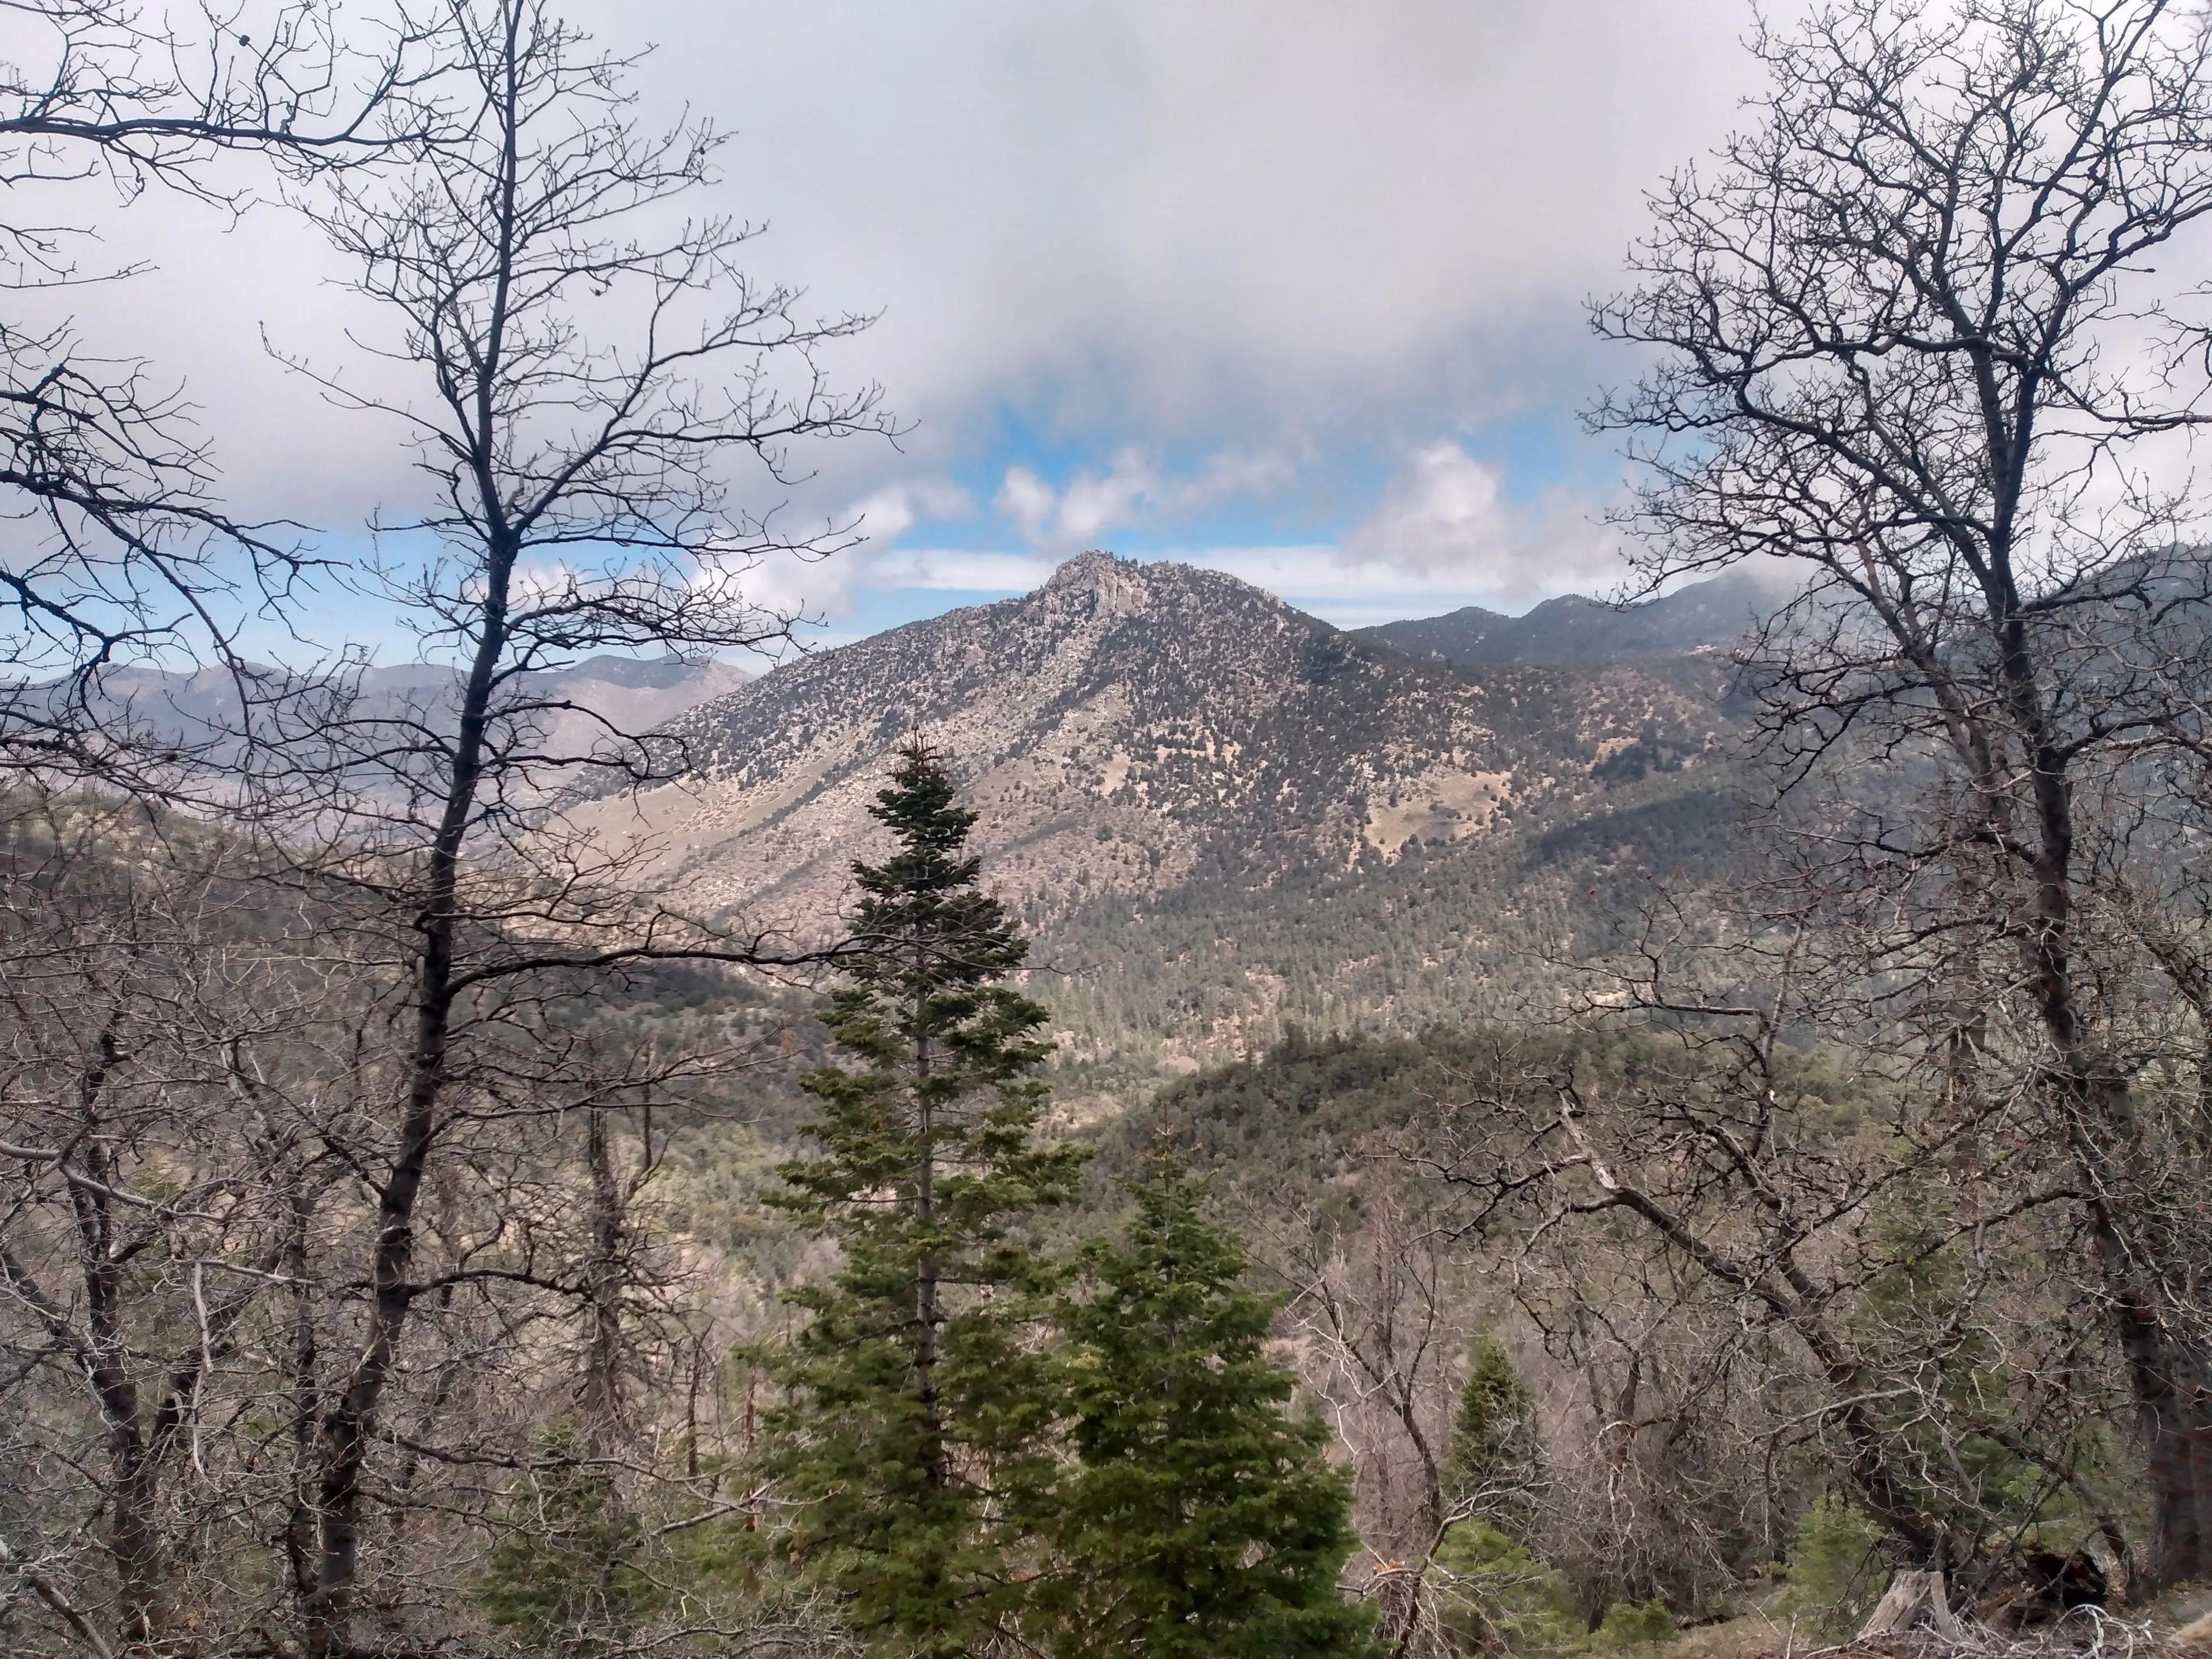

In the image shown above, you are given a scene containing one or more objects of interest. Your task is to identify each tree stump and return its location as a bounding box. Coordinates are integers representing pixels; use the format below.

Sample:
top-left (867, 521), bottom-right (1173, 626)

top-left (1857, 1571), bottom-right (1960, 1644)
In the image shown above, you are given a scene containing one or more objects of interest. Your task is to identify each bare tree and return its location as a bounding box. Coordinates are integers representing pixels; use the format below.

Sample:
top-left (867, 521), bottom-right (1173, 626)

top-left (1587, 0), bottom-right (2212, 1592)
top-left (1259, 1173), bottom-right (1476, 1657)
top-left (248, 2), bottom-right (893, 1652)
top-left (0, 789), bottom-right (360, 1652)
top-left (0, 785), bottom-right (828, 1656)
top-left (0, 1), bottom-right (444, 777)
top-left (1411, 971), bottom-right (2134, 1611)
top-left (1, 3), bottom-right (888, 1650)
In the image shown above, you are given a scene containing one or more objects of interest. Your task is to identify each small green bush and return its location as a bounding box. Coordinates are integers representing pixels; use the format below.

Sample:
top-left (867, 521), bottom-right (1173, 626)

top-left (476, 1429), bottom-right (656, 1656)
top-left (1595, 1599), bottom-right (1675, 1646)
top-left (1781, 1495), bottom-right (1889, 1636)
top-left (1433, 1519), bottom-right (1587, 1658)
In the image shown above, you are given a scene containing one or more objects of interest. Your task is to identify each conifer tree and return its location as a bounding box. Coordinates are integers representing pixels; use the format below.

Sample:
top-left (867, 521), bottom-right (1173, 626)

top-left (476, 1429), bottom-right (654, 1657)
top-left (1043, 1157), bottom-right (1380, 1659)
top-left (757, 738), bottom-right (1088, 1657)
top-left (1447, 1333), bottom-right (1541, 1541)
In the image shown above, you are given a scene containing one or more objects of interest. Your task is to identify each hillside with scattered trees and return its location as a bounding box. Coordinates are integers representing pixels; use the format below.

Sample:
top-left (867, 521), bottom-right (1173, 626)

top-left (5, 3), bottom-right (2212, 1658)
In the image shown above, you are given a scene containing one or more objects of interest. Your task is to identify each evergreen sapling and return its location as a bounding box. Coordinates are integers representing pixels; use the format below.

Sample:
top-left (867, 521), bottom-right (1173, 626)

top-left (1043, 1154), bottom-right (1379, 1659)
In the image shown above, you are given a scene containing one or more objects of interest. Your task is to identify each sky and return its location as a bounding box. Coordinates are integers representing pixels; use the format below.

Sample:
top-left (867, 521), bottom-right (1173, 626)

top-left (25, 1), bottom-right (1767, 656)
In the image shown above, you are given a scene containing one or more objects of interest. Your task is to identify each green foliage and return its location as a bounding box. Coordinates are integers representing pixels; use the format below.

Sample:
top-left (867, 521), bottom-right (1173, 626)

top-left (1854, 1183), bottom-right (2098, 1541)
top-left (1594, 1599), bottom-right (1675, 1646)
top-left (1433, 1520), bottom-right (1587, 1658)
top-left (755, 740), bottom-right (1089, 1657)
top-left (1041, 1156), bottom-right (1381, 1659)
top-left (1433, 1334), bottom-right (1571, 1654)
top-left (1780, 1496), bottom-right (1889, 1637)
top-left (476, 1429), bottom-right (654, 1655)
top-left (1449, 1334), bottom-right (1543, 1543)
top-left (1099, 1024), bottom-right (1869, 1206)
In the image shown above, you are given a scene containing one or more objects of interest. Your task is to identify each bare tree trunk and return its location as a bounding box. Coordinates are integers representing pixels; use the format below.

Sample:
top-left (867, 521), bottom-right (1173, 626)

top-left (305, 536), bottom-right (512, 1659)
top-left (2006, 634), bottom-right (2212, 1592)
top-left (60, 1033), bottom-right (166, 1645)
top-left (582, 1104), bottom-right (627, 1450)
top-left (284, 1168), bottom-right (323, 1628)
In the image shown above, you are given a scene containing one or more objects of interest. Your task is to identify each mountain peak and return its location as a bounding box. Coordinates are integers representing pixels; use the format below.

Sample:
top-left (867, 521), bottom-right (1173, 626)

top-left (1044, 548), bottom-right (1134, 588)
top-left (567, 552), bottom-right (1725, 961)
top-left (1039, 549), bottom-right (1156, 618)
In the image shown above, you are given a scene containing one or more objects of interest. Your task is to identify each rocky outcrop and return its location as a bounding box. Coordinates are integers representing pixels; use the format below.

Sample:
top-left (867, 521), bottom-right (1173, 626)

top-left (564, 552), bottom-right (1728, 936)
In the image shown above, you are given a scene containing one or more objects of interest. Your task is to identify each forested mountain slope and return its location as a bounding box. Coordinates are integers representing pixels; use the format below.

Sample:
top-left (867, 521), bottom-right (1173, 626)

top-left (570, 552), bottom-right (1754, 1058)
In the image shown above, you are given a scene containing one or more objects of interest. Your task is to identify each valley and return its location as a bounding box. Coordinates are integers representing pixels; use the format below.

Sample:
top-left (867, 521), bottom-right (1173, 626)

top-left (10, 6), bottom-right (2209, 1650)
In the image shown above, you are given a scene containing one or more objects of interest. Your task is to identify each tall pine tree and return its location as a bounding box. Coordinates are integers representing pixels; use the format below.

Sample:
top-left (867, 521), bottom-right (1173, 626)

top-left (757, 738), bottom-right (1087, 1657)
top-left (1041, 1156), bottom-right (1380, 1659)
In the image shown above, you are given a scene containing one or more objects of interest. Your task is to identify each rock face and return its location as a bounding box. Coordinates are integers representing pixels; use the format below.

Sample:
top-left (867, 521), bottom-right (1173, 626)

top-left (569, 552), bottom-right (1730, 942)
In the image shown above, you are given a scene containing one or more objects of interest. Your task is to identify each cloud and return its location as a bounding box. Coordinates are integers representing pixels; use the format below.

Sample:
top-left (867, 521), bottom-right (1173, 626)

top-left (52, 5), bottom-right (1752, 510)
top-left (995, 448), bottom-right (1297, 550)
top-left (694, 476), bottom-right (979, 624)
top-left (618, 0), bottom-right (1749, 460)
top-left (24, 0), bottom-right (1763, 649)
top-left (863, 550), bottom-right (1055, 591)
top-left (770, 445), bottom-right (1634, 630)
top-left (1051, 455), bottom-right (1158, 547)
top-left (846, 479), bottom-right (977, 545)
top-left (1343, 442), bottom-right (1630, 599)
top-left (1183, 546), bottom-right (1483, 598)
top-left (995, 467), bottom-right (1062, 545)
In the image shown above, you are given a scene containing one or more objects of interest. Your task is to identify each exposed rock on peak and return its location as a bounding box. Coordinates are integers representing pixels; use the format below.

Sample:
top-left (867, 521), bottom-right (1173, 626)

top-left (566, 556), bottom-right (1727, 973)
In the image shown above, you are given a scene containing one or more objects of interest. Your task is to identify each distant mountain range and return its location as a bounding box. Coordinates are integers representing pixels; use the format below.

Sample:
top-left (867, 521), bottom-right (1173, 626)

top-left (25, 559), bottom-right (1779, 1061)
top-left (1353, 565), bottom-right (1790, 669)
top-left (33, 654), bottom-right (749, 762)
top-left (570, 554), bottom-right (1764, 1062)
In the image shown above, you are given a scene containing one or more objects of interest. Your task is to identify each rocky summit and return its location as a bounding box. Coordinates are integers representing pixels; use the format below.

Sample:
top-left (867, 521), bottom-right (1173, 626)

top-left (567, 553), bottom-right (1746, 1054)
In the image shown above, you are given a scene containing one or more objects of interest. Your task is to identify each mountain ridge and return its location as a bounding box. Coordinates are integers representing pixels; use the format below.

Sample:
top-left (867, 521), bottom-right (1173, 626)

top-left (23, 653), bottom-right (749, 762)
top-left (568, 553), bottom-right (1750, 1057)
top-left (1353, 565), bottom-right (1790, 669)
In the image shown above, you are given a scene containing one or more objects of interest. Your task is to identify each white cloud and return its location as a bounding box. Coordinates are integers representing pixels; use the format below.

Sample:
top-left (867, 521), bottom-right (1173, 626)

top-left (55, 5), bottom-right (1755, 517)
top-left (994, 467), bottom-right (1062, 545)
top-left (1343, 442), bottom-right (1630, 599)
top-left (728, 447), bottom-right (1634, 631)
top-left (1152, 546), bottom-right (1436, 597)
top-left (995, 448), bottom-right (1297, 550)
top-left (612, 0), bottom-right (1750, 460)
top-left (846, 479), bottom-right (977, 544)
top-left (23, 0), bottom-right (1766, 643)
top-left (864, 550), bottom-right (1055, 591)
top-left (1347, 445), bottom-right (1510, 573)
top-left (1052, 452), bottom-right (1159, 547)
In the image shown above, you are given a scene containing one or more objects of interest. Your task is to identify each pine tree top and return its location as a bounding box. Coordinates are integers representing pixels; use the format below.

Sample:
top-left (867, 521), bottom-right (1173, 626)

top-left (842, 736), bottom-right (1033, 1006)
